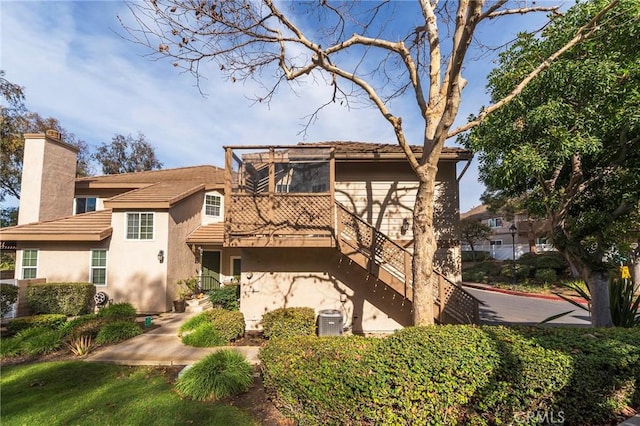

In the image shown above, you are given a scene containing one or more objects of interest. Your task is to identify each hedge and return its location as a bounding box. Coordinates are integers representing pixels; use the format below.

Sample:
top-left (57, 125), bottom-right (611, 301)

top-left (6, 314), bottom-right (68, 335)
top-left (260, 326), bottom-right (640, 425)
top-left (97, 302), bottom-right (137, 321)
top-left (261, 307), bottom-right (316, 339)
top-left (208, 285), bottom-right (240, 311)
top-left (0, 283), bottom-right (18, 317)
top-left (26, 282), bottom-right (95, 316)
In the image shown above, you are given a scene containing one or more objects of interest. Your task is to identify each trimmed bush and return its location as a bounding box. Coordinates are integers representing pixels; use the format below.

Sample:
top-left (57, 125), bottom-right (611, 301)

top-left (535, 268), bottom-right (557, 284)
top-left (260, 326), bottom-right (640, 425)
top-left (500, 263), bottom-right (533, 279)
top-left (97, 302), bottom-right (137, 321)
top-left (58, 314), bottom-right (99, 336)
top-left (261, 307), bottom-right (315, 339)
top-left (208, 285), bottom-right (240, 310)
top-left (0, 283), bottom-right (18, 318)
top-left (534, 252), bottom-right (569, 272)
top-left (180, 309), bottom-right (245, 347)
top-left (175, 350), bottom-right (253, 401)
top-left (462, 250), bottom-right (492, 262)
top-left (7, 314), bottom-right (67, 335)
top-left (95, 320), bottom-right (142, 344)
top-left (26, 282), bottom-right (94, 316)
top-left (462, 270), bottom-right (488, 283)
top-left (67, 317), bottom-right (107, 339)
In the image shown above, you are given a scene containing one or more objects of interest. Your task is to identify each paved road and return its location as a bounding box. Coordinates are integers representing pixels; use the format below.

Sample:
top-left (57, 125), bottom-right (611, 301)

top-left (464, 287), bottom-right (591, 326)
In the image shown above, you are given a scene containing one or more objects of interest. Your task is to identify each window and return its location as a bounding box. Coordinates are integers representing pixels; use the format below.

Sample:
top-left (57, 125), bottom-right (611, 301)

top-left (75, 197), bottom-right (97, 214)
top-left (126, 213), bottom-right (154, 240)
top-left (275, 184), bottom-right (290, 193)
top-left (231, 257), bottom-right (242, 282)
top-left (22, 249), bottom-right (38, 279)
top-left (311, 183), bottom-right (328, 193)
top-left (536, 237), bottom-right (548, 245)
top-left (91, 250), bottom-right (107, 286)
top-left (205, 195), bottom-right (221, 217)
top-left (490, 240), bottom-right (503, 246)
top-left (487, 218), bottom-right (503, 228)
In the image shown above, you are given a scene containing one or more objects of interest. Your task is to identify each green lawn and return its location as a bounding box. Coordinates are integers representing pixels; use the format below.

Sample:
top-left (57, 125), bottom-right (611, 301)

top-left (0, 361), bottom-right (256, 426)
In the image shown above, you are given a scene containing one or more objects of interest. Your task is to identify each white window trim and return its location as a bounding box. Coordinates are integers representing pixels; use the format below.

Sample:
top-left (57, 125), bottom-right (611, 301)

top-left (90, 249), bottom-right (108, 287)
top-left (125, 212), bottom-right (155, 241)
top-left (204, 194), bottom-right (222, 218)
top-left (21, 248), bottom-right (38, 279)
top-left (490, 240), bottom-right (503, 246)
top-left (230, 256), bottom-right (241, 283)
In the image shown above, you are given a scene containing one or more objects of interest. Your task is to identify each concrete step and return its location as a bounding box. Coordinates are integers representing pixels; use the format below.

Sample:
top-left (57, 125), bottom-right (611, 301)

top-left (186, 298), bottom-right (212, 313)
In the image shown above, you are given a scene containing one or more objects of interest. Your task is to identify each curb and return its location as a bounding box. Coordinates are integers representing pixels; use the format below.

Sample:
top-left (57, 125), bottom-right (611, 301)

top-left (462, 282), bottom-right (589, 305)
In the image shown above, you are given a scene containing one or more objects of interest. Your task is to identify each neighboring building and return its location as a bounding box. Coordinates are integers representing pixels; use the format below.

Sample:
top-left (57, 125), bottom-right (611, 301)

top-left (0, 133), bottom-right (479, 333)
top-left (460, 204), bottom-right (551, 260)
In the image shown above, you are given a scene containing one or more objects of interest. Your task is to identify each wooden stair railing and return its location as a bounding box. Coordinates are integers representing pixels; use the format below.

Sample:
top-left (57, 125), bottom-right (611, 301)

top-left (335, 202), bottom-right (480, 325)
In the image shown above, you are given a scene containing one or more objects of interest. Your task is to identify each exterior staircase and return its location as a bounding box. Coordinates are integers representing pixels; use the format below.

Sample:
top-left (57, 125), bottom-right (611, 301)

top-left (185, 297), bottom-right (213, 313)
top-left (335, 202), bottom-right (480, 325)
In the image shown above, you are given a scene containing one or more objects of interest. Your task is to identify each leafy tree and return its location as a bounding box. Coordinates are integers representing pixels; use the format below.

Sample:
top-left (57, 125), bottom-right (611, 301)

top-left (460, 218), bottom-right (492, 261)
top-left (464, 0), bottom-right (640, 326)
top-left (0, 71), bottom-right (92, 200)
top-left (0, 207), bottom-right (18, 227)
top-left (122, 0), bottom-right (619, 325)
top-left (93, 133), bottom-right (163, 174)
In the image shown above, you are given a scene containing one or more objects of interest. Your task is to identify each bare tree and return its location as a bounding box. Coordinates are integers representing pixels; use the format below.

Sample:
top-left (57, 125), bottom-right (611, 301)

top-left (121, 0), bottom-right (619, 325)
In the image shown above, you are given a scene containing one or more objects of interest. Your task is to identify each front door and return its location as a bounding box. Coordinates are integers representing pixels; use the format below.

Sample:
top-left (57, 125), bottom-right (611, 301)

top-left (201, 251), bottom-right (221, 291)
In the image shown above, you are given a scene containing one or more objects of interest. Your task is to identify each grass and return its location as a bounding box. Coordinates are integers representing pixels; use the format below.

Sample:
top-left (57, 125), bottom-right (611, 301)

top-left (0, 361), bottom-right (256, 426)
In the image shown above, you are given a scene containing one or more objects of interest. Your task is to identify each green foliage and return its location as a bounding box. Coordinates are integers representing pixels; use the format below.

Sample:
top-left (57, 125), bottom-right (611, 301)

top-left (500, 263), bottom-right (532, 279)
top-left (461, 251), bottom-right (491, 262)
top-left (97, 302), bottom-right (137, 321)
top-left (180, 309), bottom-right (245, 347)
top-left (261, 307), bottom-right (316, 339)
top-left (460, 219), bottom-right (493, 261)
top-left (260, 326), bottom-right (640, 425)
top-left (58, 314), bottom-right (99, 336)
top-left (66, 317), bottom-right (107, 339)
top-left (17, 327), bottom-right (64, 356)
top-left (26, 282), bottom-right (95, 316)
top-left (609, 278), bottom-right (640, 328)
top-left (0, 282), bottom-right (18, 317)
top-left (95, 320), bottom-right (142, 345)
top-left (66, 335), bottom-right (94, 357)
top-left (175, 350), bottom-right (253, 402)
top-left (535, 268), bottom-right (557, 284)
top-left (0, 336), bottom-right (23, 357)
top-left (93, 132), bottom-right (163, 174)
top-left (462, 270), bottom-right (488, 283)
top-left (7, 314), bottom-right (67, 335)
top-left (208, 285), bottom-right (240, 310)
top-left (176, 277), bottom-right (200, 300)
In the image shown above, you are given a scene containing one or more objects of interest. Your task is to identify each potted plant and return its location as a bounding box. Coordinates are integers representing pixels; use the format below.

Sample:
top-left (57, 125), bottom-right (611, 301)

top-left (173, 279), bottom-right (192, 313)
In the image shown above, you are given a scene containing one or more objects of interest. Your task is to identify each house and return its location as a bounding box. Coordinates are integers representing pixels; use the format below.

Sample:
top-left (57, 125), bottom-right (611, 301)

top-left (460, 204), bottom-right (552, 260)
top-left (1, 132), bottom-right (479, 333)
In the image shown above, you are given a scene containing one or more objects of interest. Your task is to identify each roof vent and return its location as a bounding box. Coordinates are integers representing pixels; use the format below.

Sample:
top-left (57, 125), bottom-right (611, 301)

top-left (45, 129), bottom-right (61, 140)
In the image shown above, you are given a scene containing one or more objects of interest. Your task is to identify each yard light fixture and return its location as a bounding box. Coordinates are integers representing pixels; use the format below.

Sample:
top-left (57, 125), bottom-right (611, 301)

top-left (157, 250), bottom-right (165, 264)
top-left (509, 224), bottom-right (517, 287)
top-left (401, 218), bottom-right (410, 235)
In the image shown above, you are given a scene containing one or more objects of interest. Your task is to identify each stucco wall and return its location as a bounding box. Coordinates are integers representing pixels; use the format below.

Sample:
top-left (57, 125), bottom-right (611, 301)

top-left (15, 242), bottom-right (108, 282)
top-left (107, 210), bottom-right (169, 312)
top-left (240, 248), bottom-right (412, 334)
top-left (167, 193), bottom-right (203, 305)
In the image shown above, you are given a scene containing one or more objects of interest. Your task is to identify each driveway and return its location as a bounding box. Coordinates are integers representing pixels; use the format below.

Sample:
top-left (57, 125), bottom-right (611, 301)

top-left (464, 287), bottom-right (591, 326)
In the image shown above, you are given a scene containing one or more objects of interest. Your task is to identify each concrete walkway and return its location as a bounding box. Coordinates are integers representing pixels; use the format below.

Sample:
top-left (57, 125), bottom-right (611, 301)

top-left (85, 312), bottom-right (260, 366)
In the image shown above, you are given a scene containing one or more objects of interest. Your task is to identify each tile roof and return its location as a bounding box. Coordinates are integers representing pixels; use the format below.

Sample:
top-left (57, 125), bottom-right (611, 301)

top-left (76, 165), bottom-right (224, 188)
top-left (104, 181), bottom-right (205, 209)
top-left (460, 205), bottom-right (489, 220)
top-left (186, 223), bottom-right (225, 244)
top-left (0, 210), bottom-right (113, 242)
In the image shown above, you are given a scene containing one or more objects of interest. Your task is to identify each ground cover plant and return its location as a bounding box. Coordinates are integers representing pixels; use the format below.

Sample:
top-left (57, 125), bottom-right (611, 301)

top-left (179, 309), bottom-right (245, 347)
top-left (0, 361), bottom-right (256, 426)
top-left (175, 350), bottom-right (253, 401)
top-left (260, 325), bottom-right (640, 425)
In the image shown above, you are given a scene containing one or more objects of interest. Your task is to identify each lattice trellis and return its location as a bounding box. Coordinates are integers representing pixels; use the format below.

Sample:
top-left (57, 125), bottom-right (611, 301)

top-left (228, 194), bottom-right (333, 236)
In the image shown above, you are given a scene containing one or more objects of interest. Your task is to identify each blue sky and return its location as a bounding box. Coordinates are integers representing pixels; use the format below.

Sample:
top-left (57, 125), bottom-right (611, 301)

top-left (0, 1), bottom-right (554, 212)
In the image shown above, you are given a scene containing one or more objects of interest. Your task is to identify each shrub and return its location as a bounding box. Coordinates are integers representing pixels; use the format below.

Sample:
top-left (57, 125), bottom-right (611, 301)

top-left (175, 350), bottom-right (253, 401)
top-left (0, 283), bottom-right (18, 318)
top-left (463, 261), bottom-right (502, 277)
top-left (261, 307), bottom-right (315, 339)
top-left (26, 282), bottom-right (94, 316)
top-left (462, 270), bottom-right (488, 283)
top-left (535, 252), bottom-right (569, 272)
top-left (67, 335), bottom-right (94, 356)
top-left (95, 321), bottom-right (142, 345)
top-left (58, 314), bottom-right (99, 336)
top-left (462, 251), bottom-right (491, 262)
top-left (535, 268), bottom-right (557, 284)
top-left (7, 314), bottom-right (67, 335)
top-left (97, 302), bottom-right (137, 321)
top-left (180, 309), bottom-right (245, 347)
top-left (208, 285), bottom-right (240, 310)
top-left (500, 263), bottom-right (533, 279)
top-left (0, 336), bottom-right (23, 358)
top-left (17, 327), bottom-right (64, 356)
top-left (260, 326), bottom-right (640, 425)
top-left (67, 317), bottom-right (107, 339)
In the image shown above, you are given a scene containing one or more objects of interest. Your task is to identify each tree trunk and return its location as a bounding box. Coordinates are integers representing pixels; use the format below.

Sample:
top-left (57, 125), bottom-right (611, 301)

top-left (632, 254), bottom-right (640, 292)
top-left (584, 269), bottom-right (613, 327)
top-left (412, 165), bottom-right (438, 326)
top-left (469, 242), bottom-right (476, 262)
top-left (527, 220), bottom-right (538, 254)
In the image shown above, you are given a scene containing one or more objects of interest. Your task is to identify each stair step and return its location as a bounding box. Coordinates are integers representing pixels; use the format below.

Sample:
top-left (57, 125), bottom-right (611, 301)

top-left (186, 300), bottom-right (213, 313)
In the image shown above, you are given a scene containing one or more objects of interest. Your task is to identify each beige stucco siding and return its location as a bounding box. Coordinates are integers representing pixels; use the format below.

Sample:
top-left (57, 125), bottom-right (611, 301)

top-left (240, 248), bottom-right (412, 334)
top-left (15, 242), bottom-right (109, 282)
top-left (106, 210), bottom-right (169, 312)
top-left (167, 192), bottom-right (203, 305)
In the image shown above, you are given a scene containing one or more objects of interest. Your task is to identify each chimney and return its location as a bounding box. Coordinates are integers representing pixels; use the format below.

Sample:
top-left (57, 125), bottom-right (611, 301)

top-left (18, 131), bottom-right (79, 225)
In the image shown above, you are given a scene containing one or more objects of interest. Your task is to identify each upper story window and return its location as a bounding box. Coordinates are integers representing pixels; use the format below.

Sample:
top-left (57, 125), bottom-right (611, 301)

top-left (90, 249), bottom-right (107, 286)
top-left (75, 197), bottom-right (97, 214)
top-left (490, 240), bottom-right (503, 246)
top-left (487, 218), bottom-right (503, 228)
top-left (275, 184), bottom-right (290, 193)
top-left (22, 249), bottom-right (38, 279)
top-left (205, 194), bottom-right (222, 217)
top-left (126, 212), bottom-right (154, 240)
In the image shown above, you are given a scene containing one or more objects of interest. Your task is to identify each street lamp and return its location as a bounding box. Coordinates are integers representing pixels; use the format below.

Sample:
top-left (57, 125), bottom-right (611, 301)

top-left (509, 223), bottom-right (517, 287)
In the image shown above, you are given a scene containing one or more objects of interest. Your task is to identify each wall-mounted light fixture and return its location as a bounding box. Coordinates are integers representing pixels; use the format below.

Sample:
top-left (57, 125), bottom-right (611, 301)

top-left (157, 250), bottom-right (165, 264)
top-left (401, 218), bottom-right (410, 235)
